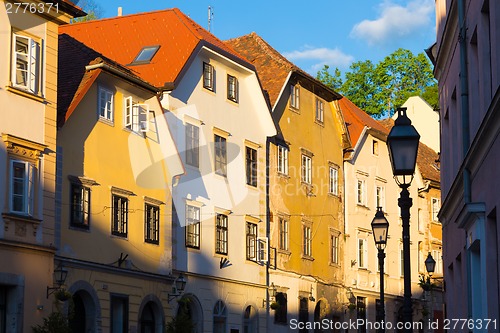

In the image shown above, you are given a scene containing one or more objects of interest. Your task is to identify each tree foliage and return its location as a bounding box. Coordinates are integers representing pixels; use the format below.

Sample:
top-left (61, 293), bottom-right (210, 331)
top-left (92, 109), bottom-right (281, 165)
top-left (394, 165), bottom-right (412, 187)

top-left (71, 0), bottom-right (103, 23)
top-left (316, 48), bottom-right (438, 117)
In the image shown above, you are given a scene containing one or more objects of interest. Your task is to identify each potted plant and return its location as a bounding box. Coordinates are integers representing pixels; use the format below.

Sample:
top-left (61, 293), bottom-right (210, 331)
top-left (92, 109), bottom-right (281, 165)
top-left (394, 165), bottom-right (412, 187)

top-left (348, 303), bottom-right (356, 311)
top-left (270, 301), bottom-right (280, 310)
top-left (54, 289), bottom-right (72, 302)
top-left (418, 274), bottom-right (436, 292)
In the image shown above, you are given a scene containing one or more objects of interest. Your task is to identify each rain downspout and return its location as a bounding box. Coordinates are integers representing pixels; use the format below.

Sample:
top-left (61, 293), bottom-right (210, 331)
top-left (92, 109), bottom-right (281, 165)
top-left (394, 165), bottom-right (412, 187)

top-left (458, 0), bottom-right (472, 321)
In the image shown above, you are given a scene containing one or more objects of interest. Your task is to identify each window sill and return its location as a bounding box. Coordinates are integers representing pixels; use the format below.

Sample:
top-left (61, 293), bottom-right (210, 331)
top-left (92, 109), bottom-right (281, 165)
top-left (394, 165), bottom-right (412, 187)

top-left (246, 183), bottom-right (258, 190)
top-left (277, 172), bottom-right (290, 180)
top-left (6, 85), bottom-right (45, 103)
top-left (356, 203), bottom-right (369, 209)
top-left (301, 255), bottom-right (314, 261)
top-left (327, 192), bottom-right (340, 199)
top-left (98, 117), bottom-right (114, 127)
top-left (69, 224), bottom-right (90, 232)
top-left (314, 119), bottom-right (324, 127)
top-left (226, 98), bottom-right (239, 105)
top-left (277, 249), bottom-right (291, 256)
top-left (2, 212), bottom-right (42, 237)
top-left (289, 106), bottom-right (300, 114)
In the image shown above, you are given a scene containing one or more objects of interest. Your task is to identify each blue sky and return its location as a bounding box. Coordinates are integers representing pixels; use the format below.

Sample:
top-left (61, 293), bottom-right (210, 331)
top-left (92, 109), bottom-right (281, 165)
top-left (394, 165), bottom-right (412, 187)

top-left (88, 0), bottom-right (435, 76)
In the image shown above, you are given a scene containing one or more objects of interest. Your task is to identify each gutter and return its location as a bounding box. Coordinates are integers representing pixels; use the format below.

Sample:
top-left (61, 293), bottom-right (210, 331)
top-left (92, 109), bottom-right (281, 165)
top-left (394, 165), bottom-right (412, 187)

top-left (85, 62), bottom-right (158, 93)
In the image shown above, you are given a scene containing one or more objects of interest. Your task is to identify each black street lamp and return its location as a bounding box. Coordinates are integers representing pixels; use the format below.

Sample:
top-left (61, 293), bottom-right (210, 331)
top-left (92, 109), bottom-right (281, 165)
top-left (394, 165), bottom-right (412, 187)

top-left (372, 207), bottom-right (389, 333)
top-left (425, 252), bottom-right (436, 276)
top-left (387, 107), bottom-right (420, 331)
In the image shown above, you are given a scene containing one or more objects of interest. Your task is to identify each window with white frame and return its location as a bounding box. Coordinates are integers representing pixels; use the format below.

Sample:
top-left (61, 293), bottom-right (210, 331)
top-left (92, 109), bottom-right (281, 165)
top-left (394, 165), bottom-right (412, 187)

top-left (185, 123), bottom-right (200, 167)
top-left (186, 205), bottom-right (201, 249)
top-left (277, 145), bottom-right (289, 175)
top-left (301, 154), bottom-right (312, 184)
top-left (375, 185), bottom-right (385, 210)
top-left (278, 216), bottom-right (289, 251)
top-left (111, 194), bottom-right (128, 237)
top-left (144, 203), bottom-right (159, 244)
top-left (303, 224), bottom-right (312, 257)
top-left (214, 134), bottom-right (227, 176)
top-left (12, 33), bottom-right (40, 94)
top-left (9, 160), bottom-right (36, 216)
top-left (246, 147), bottom-right (257, 187)
top-left (431, 198), bottom-right (440, 222)
top-left (227, 74), bottom-right (238, 102)
top-left (290, 84), bottom-right (300, 109)
top-left (358, 238), bottom-right (368, 269)
top-left (70, 183), bottom-right (90, 229)
top-left (329, 166), bottom-right (339, 195)
top-left (215, 214), bottom-right (228, 255)
top-left (331, 233), bottom-right (339, 265)
top-left (356, 179), bottom-right (367, 206)
top-left (124, 96), bottom-right (149, 132)
top-left (315, 98), bottom-right (324, 122)
top-left (432, 249), bottom-right (443, 274)
top-left (203, 62), bottom-right (214, 91)
top-left (98, 87), bottom-right (114, 121)
top-left (246, 222), bottom-right (257, 261)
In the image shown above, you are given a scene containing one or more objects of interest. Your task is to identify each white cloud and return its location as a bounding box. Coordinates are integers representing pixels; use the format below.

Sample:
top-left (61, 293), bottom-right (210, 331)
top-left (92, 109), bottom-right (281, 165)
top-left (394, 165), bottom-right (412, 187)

top-left (282, 47), bottom-right (355, 71)
top-left (350, 0), bottom-right (434, 45)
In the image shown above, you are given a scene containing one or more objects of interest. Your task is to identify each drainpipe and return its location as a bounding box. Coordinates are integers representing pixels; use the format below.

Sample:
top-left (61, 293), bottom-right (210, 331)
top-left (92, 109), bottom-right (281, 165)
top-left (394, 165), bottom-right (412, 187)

top-left (265, 136), bottom-right (271, 329)
top-left (458, 0), bottom-right (473, 321)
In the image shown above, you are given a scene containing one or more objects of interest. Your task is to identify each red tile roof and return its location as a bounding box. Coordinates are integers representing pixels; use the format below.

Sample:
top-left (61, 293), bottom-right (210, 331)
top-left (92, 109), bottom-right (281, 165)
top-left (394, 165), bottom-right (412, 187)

top-left (338, 96), bottom-right (389, 146)
top-left (59, 8), bottom-right (248, 89)
top-left (225, 32), bottom-right (340, 107)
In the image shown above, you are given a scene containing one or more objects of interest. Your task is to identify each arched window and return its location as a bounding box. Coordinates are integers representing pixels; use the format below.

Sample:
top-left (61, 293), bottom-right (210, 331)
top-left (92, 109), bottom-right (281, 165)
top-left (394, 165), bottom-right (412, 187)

top-left (213, 300), bottom-right (227, 333)
top-left (243, 305), bottom-right (258, 333)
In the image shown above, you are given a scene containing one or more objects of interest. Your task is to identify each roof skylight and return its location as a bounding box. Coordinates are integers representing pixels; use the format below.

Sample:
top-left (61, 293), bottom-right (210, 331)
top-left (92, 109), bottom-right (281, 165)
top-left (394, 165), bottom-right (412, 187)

top-left (132, 45), bottom-right (160, 64)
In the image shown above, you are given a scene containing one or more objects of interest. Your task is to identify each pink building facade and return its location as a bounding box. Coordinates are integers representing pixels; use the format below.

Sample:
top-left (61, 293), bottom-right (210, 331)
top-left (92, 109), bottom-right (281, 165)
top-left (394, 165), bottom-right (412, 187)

top-left (432, 0), bottom-right (500, 330)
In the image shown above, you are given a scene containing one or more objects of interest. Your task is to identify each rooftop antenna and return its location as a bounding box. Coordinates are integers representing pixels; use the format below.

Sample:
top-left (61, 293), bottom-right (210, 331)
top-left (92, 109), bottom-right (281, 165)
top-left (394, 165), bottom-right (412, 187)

top-left (208, 6), bottom-right (214, 32)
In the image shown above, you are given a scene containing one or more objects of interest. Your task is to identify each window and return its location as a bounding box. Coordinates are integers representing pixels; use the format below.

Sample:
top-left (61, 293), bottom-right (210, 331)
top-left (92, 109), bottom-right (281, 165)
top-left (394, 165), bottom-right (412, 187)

top-left (331, 234), bottom-right (339, 264)
top-left (246, 222), bottom-right (257, 261)
top-left (132, 45), bottom-right (160, 64)
top-left (110, 294), bottom-right (128, 333)
top-left (290, 85), bottom-right (300, 109)
top-left (356, 297), bottom-right (367, 333)
top-left (375, 185), bottom-right (385, 210)
top-left (124, 97), bottom-right (149, 132)
top-left (278, 217), bottom-right (289, 251)
top-left (432, 249), bottom-right (443, 274)
top-left (315, 98), bottom-right (324, 122)
top-left (431, 198), bottom-right (440, 221)
top-left (12, 34), bottom-right (40, 94)
top-left (112, 195), bottom-right (128, 237)
top-left (215, 214), bottom-right (228, 255)
top-left (246, 147), bottom-right (257, 187)
top-left (277, 145), bottom-right (289, 175)
top-left (99, 87), bottom-right (114, 121)
top-left (358, 238), bottom-right (367, 268)
top-left (203, 62), bottom-right (214, 91)
top-left (372, 140), bottom-right (379, 155)
top-left (301, 155), bottom-right (312, 184)
top-left (227, 74), bottom-right (238, 102)
top-left (274, 292), bottom-right (287, 324)
top-left (145, 204), bottom-right (159, 244)
top-left (214, 135), bottom-right (227, 176)
top-left (185, 123), bottom-right (200, 167)
top-left (303, 225), bottom-right (312, 257)
top-left (418, 242), bottom-right (424, 273)
top-left (356, 179), bottom-right (367, 206)
top-left (400, 245), bottom-right (404, 276)
top-left (70, 183), bottom-right (90, 228)
top-left (213, 300), bottom-right (227, 333)
top-left (186, 205), bottom-right (201, 249)
top-left (9, 160), bottom-right (36, 216)
top-left (329, 166), bottom-right (338, 195)
top-left (243, 306), bottom-right (258, 333)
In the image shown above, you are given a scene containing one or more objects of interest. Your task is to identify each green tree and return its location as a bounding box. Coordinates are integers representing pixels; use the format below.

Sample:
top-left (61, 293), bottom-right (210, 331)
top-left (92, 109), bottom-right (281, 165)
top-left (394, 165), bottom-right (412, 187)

top-left (316, 48), bottom-right (438, 118)
top-left (316, 65), bottom-right (343, 91)
top-left (165, 299), bottom-right (195, 333)
top-left (71, 0), bottom-right (103, 23)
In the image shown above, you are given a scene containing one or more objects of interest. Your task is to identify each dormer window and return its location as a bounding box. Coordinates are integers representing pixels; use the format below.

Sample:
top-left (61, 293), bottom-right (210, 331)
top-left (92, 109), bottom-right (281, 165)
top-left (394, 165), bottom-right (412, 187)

top-left (131, 45), bottom-right (160, 64)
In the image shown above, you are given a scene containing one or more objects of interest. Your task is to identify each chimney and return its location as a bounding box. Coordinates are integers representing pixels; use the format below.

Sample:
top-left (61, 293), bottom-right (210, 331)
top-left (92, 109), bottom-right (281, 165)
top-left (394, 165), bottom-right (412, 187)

top-left (117, 7), bottom-right (122, 16)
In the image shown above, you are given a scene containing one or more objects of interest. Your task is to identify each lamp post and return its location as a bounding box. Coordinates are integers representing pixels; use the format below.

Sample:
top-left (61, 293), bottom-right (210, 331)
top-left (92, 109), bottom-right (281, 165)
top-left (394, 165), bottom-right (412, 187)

top-left (372, 207), bottom-right (389, 332)
top-left (387, 107), bottom-right (420, 331)
top-left (425, 252), bottom-right (436, 276)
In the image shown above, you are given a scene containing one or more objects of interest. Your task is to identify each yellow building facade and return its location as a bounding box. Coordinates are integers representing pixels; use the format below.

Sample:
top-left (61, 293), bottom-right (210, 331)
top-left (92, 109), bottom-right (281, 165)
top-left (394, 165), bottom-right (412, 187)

top-left (57, 44), bottom-right (183, 331)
